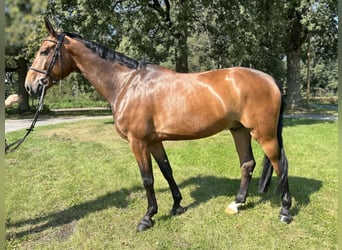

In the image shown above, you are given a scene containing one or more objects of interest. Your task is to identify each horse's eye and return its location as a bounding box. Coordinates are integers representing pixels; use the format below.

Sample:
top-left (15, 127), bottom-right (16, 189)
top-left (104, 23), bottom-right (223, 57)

top-left (40, 49), bottom-right (50, 56)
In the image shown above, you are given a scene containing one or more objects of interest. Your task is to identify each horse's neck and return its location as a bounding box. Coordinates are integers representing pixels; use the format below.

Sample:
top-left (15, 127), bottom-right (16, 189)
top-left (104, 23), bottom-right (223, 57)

top-left (68, 43), bottom-right (134, 104)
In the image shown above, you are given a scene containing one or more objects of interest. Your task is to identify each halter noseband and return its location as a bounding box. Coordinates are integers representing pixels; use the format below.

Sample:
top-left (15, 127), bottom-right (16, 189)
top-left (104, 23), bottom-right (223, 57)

top-left (29, 33), bottom-right (65, 86)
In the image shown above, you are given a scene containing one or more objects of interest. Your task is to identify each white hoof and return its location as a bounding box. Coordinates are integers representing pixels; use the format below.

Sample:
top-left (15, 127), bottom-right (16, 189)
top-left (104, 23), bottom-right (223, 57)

top-left (225, 201), bottom-right (243, 215)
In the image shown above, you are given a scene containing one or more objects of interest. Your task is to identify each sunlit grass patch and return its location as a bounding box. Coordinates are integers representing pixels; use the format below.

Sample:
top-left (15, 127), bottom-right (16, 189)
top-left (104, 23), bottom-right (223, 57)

top-left (5, 119), bottom-right (338, 249)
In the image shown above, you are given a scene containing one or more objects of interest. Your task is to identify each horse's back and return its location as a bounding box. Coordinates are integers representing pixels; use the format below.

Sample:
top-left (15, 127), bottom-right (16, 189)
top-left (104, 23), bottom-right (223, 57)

top-left (197, 66), bottom-right (281, 118)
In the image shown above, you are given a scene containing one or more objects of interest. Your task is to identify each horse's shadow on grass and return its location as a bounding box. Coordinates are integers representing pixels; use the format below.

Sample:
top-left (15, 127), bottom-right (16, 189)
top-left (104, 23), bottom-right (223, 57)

top-left (6, 185), bottom-right (143, 240)
top-left (166, 175), bottom-right (323, 219)
top-left (7, 175), bottom-right (321, 239)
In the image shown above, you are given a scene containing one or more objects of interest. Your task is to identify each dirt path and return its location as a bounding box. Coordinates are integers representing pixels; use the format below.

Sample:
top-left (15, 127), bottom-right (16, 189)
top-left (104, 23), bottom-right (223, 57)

top-left (284, 113), bottom-right (338, 121)
top-left (5, 115), bottom-right (113, 133)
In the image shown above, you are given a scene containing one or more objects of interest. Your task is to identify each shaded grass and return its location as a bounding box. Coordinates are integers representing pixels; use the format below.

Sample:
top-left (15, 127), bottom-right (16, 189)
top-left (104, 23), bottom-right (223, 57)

top-left (5, 119), bottom-right (338, 249)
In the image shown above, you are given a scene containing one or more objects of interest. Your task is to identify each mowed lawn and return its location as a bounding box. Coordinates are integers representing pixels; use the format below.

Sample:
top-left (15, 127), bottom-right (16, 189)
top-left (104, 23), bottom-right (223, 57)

top-left (5, 118), bottom-right (338, 249)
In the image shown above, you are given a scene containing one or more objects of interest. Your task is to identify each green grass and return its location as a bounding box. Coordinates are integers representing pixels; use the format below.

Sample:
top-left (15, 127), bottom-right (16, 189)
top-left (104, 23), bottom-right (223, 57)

top-left (5, 118), bottom-right (338, 249)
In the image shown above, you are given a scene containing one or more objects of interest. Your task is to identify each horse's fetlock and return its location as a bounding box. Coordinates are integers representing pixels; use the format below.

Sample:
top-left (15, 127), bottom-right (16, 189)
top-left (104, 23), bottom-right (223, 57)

top-left (142, 177), bottom-right (154, 187)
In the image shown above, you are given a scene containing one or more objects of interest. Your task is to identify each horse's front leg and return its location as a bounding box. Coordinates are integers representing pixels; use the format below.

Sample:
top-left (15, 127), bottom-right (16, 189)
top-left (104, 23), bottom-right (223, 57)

top-left (130, 140), bottom-right (157, 231)
top-left (150, 142), bottom-right (185, 216)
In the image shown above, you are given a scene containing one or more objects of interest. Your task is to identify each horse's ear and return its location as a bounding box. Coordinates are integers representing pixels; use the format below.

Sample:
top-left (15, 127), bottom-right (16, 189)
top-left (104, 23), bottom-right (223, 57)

top-left (44, 17), bottom-right (57, 37)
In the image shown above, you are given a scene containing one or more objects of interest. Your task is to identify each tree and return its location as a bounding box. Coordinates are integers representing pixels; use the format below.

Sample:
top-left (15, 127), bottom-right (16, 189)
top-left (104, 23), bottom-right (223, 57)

top-left (6, 0), bottom-right (337, 110)
top-left (282, 0), bottom-right (337, 107)
top-left (116, 0), bottom-right (196, 72)
top-left (48, 0), bottom-right (197, 73)
top-left (5, 0), bottom-right (48, 111)
top-left (200, 0), bottom-right (286, 80)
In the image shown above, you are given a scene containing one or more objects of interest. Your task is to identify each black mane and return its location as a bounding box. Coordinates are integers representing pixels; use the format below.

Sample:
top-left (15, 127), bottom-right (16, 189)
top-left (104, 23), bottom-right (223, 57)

top-left (64, 32), bottom-right (146, 70)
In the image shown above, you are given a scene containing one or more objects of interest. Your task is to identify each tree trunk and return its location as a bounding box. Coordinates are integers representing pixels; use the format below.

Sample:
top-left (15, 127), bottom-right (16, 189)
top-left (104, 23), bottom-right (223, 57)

top-left (175, 29), bottom-right (188, 73)
top-left (286, 49), bottom-right (302, 108)
top-left (17, 58), bottom-right (30, 112)
top-left (148, 0), bottom-right (189, 73)
top-left (306, 34), bottom-right (311, 106)
top-left (174, 1), bottom-right (189, 73)
top-left (283, 1), bottom-right (308, 108)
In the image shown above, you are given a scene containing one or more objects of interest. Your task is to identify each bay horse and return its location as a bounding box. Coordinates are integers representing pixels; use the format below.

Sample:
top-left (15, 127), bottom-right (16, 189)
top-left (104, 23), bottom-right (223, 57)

top-left (25, 18), bottom-right (292, 231)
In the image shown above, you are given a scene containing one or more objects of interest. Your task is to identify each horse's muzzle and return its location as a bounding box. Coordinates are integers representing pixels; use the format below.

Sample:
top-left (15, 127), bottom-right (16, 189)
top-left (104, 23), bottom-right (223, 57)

top-left (25, 81), bottom-right (45, 99)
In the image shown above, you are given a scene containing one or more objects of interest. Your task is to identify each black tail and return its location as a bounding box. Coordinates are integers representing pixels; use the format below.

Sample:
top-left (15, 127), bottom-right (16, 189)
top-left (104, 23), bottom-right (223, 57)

top-left (258, 96), bottom-right (287, 194)
top-left (258, 155), bottom-right (273, 193)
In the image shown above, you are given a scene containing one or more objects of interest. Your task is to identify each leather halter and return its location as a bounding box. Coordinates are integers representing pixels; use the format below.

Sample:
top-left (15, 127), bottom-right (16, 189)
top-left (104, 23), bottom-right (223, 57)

top-left (5, 34), bottom-right (66, 154)
top-left (29, 33), bottom-right (65, 86)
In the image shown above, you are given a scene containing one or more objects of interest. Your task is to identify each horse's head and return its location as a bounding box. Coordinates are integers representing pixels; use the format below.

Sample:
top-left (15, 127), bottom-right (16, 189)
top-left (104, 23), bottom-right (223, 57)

top-left (25, 18), bottom-right (72, 98)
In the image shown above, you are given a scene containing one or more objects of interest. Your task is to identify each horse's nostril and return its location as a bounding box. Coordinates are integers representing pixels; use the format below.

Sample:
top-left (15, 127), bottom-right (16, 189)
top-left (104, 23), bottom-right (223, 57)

top-left (25, 84), bottom-right (31, 94)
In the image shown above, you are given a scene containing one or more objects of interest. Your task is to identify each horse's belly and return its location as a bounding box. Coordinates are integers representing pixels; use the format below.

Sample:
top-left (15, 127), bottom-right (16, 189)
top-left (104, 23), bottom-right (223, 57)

top-left (155, 113), bottom-right (237, 140)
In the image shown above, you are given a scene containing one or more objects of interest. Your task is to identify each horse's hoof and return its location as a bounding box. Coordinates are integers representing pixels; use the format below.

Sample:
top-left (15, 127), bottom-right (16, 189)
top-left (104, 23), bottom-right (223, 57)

top-left (225, 201), bottom-right (243, 215)
top-left (279, 213), bottom-right (293, 224)
top-left (170, 206), bottom-right (185, 216)
top-left (225, 207), bottom-right (237, 215)
top-left (137, 218), bottom-right (154, 232)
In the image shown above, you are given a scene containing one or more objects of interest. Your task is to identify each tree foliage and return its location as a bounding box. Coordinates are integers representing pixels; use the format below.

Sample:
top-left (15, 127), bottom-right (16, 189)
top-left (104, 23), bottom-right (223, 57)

top-left (5, 0), bottom-right (49, 110)
top-left (282, 0), bottom-right (337, 106)
top-left (5, 0), bottom-right (337, 110)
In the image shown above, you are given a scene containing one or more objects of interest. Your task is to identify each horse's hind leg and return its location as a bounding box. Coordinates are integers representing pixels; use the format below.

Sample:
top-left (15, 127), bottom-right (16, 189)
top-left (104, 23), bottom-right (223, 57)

top-left (150, 142), bottom-right (185, 216)
top-left (277, 148), bottom-right (292, 223)
top-left (226, 127), bottom-right (256, 214)
top-left (259, 138), bottom-right (293, 223)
